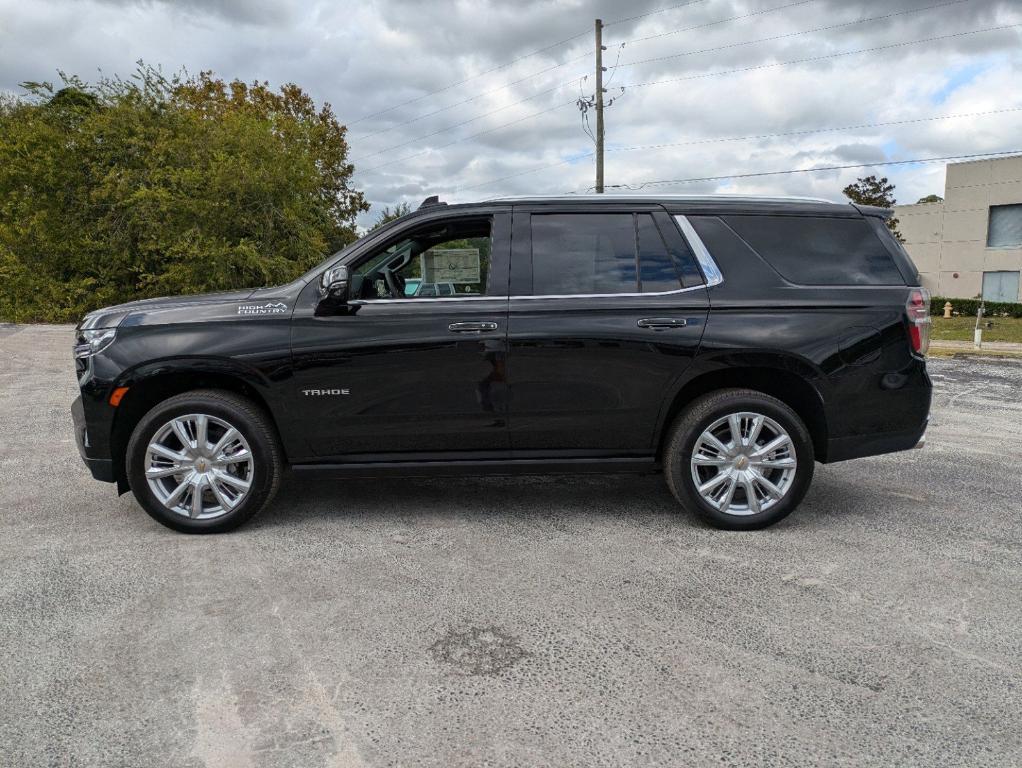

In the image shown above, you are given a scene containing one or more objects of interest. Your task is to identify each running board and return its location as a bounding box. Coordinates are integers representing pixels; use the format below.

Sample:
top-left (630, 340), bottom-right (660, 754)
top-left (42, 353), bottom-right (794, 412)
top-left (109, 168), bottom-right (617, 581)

top-left (290, 456), bottom-right (658, 478)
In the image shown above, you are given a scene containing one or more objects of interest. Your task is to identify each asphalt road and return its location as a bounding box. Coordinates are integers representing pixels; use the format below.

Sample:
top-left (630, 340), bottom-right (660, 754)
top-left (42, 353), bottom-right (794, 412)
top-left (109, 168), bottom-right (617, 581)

top-left (1, 325), bottom-right (1020, 768)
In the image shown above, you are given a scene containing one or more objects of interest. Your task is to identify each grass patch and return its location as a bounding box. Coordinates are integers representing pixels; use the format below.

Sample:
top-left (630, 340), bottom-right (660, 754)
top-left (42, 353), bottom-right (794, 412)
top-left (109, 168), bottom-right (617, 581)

top-left (930, 316), bottom-right (1022, 343)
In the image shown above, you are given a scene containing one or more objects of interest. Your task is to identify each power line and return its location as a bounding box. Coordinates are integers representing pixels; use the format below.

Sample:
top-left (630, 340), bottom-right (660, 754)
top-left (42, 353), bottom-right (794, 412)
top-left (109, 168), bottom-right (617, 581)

top-left (608, 107), bottom-right (1022, 153)
top-left (596, 0), bottom-right (711, 27)
top-left (345, 29), bottom-right (591, 127)
top-left (351, 82), bottom-right (578, 163)
top-left (619, 0), bottom-right (820, 46)
top-left (358, 99), bottom-right (577, 174)
top-left (349, 0), bottom-right (713, 156)
top-left (595, 150), bottom-right (1022, 191)
top-left (459, 152), bottom-right (596, 192)
top-left (350, 0), bottom-right (794, 151)
top-left (458, 107), bottom-right (1022, 192)
top-left (353, 52), bottom-right (591, 142)
top-left (355, 21), bottom-right (1020, 178)
top-left (616, 0), bottom-right (973, 70)
top-left (577, 75), bottom-right (597, 143)
top-left (603, 0), bottom-right (713, 28)
top-left (620, 22), bottom-right (1022, 91)
top-left (353, 1), bottom-right (834, 171)
top-left (347, 0), bottom-right (723, 134)
top-left (577, 0), bottom-right (970, 184)
top-left (349, 1), bottom-right (719, 137)
top-left (586, 0), bottom-right (969, 192)
top-left (603, 43), bottom-right (626, 89)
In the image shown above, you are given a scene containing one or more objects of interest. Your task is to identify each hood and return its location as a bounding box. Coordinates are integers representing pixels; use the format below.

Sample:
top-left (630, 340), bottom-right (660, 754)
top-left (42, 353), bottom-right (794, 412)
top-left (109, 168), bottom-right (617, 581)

top-left (79, 288), bottom-right (260, 330)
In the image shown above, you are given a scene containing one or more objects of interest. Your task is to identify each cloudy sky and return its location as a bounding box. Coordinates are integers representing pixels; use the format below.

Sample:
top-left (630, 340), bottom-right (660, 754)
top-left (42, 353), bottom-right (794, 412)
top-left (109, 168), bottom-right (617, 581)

top-left (2, 0), bottom-right (1020, 228)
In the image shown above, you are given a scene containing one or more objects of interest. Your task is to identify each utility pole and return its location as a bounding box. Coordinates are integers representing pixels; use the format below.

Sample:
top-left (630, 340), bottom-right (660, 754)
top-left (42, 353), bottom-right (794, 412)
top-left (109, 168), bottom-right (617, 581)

top-left (595, 18), bottom-right (605, 193)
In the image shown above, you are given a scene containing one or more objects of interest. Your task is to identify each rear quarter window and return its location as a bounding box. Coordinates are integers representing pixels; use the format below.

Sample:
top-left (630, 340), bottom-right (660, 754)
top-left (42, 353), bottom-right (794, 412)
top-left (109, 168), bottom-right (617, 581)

top-left (723, 215), bottom-right (904, 286)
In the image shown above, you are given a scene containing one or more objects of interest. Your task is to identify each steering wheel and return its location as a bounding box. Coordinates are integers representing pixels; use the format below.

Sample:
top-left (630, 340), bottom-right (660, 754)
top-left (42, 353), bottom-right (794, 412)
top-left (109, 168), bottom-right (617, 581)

top-left (382, 267), bottom-right (406, 298)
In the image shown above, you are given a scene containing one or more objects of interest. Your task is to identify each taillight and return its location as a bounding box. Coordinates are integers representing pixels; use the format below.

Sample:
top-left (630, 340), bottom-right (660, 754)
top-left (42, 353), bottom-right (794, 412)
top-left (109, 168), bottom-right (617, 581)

top-left (906, 287), bottom-right (931, 357)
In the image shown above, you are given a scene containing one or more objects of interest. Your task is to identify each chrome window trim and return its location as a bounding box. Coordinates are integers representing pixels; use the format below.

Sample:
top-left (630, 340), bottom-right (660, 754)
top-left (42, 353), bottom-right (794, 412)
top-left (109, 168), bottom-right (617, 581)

top-left (351, 283), bottom-right (708, 305)
top-left (674, 215), bottom-right (724, 287)
top-left (510, 284), bottom-right (706, 300)
top-left (349, 295), bottom-right (502, 305)
top-left (350, 216), bottom-right (722, 304)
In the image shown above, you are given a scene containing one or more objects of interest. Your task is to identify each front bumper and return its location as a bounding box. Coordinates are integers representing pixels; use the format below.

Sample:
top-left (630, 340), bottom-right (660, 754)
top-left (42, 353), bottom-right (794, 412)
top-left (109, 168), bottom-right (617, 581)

top-left (72, 395), bottom-right (115, 482)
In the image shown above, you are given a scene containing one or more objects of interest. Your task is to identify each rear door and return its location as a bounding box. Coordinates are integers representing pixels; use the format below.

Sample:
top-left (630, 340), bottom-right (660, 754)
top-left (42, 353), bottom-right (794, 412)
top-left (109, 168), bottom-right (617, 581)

top-left (506, 204), bottom-right (710, 456)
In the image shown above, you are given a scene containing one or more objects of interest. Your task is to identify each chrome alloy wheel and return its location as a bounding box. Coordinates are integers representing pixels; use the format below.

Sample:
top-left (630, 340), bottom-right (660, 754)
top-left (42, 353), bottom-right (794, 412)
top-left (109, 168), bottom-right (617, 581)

top-left (689, 411), bottom-right (797, 516)
top-left (144, 413), bottom-right (254, 520)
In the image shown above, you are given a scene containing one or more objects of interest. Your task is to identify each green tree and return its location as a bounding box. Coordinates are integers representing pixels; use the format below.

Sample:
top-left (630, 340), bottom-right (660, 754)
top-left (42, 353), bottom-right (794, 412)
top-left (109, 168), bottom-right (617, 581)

top-left (916, 194), bottom-right (943, 204)
top-left (370, 201), bottom-right (413, 230)
top-left (842, 175), bottom-right (901, 240)
top-left (0, 64), bottom-right (368, 322)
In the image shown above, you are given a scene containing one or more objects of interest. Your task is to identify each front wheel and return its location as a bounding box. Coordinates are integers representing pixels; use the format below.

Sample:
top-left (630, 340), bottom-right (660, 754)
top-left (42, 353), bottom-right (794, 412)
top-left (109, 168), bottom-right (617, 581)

top-left (663, 389), bottom-right (815, 530)
top-left (125, 390), bottom-right (283, 533)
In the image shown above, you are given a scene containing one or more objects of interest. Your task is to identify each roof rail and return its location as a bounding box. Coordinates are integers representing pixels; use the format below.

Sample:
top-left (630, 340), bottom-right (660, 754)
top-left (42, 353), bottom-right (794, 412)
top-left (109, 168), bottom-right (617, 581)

top-left (419, 195), bottom-right (448, 210)
top-left (484, 193), bottom-right (836, 204)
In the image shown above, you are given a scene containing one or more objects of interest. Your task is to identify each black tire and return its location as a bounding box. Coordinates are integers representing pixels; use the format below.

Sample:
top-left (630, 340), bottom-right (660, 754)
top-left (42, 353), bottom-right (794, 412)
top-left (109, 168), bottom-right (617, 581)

top-left (663, 388), bottom-right (814, 530)
top-left (125, 389), bottom-right (283, 533)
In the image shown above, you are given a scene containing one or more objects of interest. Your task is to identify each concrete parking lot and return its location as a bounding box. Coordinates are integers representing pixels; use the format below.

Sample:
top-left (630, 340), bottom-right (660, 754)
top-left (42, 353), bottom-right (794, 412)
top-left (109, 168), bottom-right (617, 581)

top-left (1, 324), bottom-right (1020, 767)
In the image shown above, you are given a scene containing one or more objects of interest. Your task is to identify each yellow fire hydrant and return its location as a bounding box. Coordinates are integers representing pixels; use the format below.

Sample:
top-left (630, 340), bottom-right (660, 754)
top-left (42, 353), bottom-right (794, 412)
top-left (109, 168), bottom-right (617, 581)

top-left (943, 301), bottom-right (953, 319)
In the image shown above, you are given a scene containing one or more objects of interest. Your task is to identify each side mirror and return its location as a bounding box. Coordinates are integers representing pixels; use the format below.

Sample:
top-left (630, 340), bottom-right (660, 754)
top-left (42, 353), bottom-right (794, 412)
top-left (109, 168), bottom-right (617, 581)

top-left (320, 265), bottom-right (349, 299)
top-left (316, 265), bottom-right (350, 315)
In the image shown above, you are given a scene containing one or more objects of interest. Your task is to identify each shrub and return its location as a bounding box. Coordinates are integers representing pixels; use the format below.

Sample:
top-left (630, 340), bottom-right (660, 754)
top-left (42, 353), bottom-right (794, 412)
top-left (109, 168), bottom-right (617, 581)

top-left (930, 296), bottom-right (1022, 319)
top-left (0, 65), bottom-right (367, 323)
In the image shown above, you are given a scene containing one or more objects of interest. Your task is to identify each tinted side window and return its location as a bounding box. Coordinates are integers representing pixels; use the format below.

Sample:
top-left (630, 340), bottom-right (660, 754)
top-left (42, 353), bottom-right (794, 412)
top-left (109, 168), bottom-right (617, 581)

top-left (532, 213), bottom-right (634, 294)
top-left (354, 217), bottom-right (493, 299)
top-left (637, 214), bottom-right (681, 292)
top-left (531, 213), bottom-right (685, 295)
top-left (724, 215), bottom-right (904, 286)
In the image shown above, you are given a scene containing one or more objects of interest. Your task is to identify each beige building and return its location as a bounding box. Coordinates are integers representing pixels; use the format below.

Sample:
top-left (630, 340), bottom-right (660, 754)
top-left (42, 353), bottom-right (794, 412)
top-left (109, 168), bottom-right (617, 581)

top-left (895, 154), bottom-right (1022, 302)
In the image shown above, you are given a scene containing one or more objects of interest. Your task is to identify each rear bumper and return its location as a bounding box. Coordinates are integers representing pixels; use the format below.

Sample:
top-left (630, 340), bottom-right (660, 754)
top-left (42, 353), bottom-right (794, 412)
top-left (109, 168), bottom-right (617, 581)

top-left (824, 416), bottom-right (928, 463)
top-left (72, 395), bottom-right (116, 482)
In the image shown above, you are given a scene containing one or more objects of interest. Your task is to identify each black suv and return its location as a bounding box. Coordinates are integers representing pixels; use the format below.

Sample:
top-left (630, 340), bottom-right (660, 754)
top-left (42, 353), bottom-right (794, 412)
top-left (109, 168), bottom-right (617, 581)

top-left (71, 195), bottom-right (931, 533)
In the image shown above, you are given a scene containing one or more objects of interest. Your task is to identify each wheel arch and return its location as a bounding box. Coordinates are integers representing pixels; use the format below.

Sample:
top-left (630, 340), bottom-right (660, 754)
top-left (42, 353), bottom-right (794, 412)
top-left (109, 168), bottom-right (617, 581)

top-left (109, 364), bottom-right (283, 489)
top-left (656, 364), bottom-right (829, 462)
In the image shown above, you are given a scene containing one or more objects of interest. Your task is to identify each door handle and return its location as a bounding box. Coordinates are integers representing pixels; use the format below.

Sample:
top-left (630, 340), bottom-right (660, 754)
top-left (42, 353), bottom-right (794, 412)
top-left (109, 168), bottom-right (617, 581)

top-left (448, 321), bottom-right (498, 333)
top-left (637, 318), bottom-right (688, 329)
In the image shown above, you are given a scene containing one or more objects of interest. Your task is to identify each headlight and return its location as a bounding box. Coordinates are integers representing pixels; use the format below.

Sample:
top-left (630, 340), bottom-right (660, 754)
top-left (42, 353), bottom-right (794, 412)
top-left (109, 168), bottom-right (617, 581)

top-left (74, 328), bottom-right (117, 358)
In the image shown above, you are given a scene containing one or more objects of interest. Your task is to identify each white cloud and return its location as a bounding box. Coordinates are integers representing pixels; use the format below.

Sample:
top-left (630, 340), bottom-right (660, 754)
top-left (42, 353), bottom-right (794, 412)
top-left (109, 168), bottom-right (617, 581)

top-left (0, 0), bottom-right (1019, 226)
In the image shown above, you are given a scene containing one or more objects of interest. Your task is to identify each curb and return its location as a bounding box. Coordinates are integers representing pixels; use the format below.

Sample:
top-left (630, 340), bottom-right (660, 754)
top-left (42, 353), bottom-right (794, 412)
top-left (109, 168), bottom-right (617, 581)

top-left (929, 346), bottom-right (1022, 359)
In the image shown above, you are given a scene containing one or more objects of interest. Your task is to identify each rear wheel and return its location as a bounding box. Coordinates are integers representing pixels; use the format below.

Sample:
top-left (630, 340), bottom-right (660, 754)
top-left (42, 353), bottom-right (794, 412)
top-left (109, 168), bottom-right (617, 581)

top-left (664, 389), bottom-right (814, 530)
top-left (125, 390), bottom-right (282, 533)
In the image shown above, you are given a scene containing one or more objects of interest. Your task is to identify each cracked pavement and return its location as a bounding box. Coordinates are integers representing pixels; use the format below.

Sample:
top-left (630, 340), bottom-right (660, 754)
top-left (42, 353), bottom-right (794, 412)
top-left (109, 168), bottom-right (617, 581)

top-left (1, 325), bottom-right (1020, 767)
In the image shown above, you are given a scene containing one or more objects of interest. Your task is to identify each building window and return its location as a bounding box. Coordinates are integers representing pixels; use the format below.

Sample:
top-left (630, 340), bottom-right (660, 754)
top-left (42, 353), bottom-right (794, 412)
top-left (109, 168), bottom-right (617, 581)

top-left (987, 204), bottom-right (1022, 248)
top-left (982, 271), bottom-right (1020, 303)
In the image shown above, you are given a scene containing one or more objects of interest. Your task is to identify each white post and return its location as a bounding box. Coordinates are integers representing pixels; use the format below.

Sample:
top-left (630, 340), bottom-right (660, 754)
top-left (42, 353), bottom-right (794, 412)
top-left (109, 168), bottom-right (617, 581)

top-left (974, 302), bottom-right (984, 349)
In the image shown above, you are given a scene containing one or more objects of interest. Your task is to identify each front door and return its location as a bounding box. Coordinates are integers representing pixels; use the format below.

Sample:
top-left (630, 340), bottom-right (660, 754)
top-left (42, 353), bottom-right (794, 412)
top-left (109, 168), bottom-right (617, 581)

top-left (289, 210), bottom-right (511, 460)
top-left (506, 206), bottom-right (709, 456)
